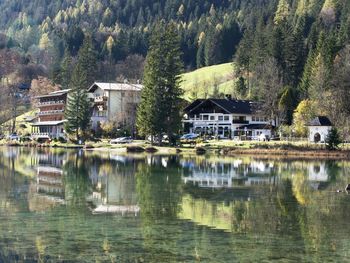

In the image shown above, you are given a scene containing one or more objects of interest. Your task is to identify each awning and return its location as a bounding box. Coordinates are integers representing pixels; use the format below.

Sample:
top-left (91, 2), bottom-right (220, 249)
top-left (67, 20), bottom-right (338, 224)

top-left (31, 120), bottom-right (67, 126)
top-left (237, 124), bottom-right (274, 130)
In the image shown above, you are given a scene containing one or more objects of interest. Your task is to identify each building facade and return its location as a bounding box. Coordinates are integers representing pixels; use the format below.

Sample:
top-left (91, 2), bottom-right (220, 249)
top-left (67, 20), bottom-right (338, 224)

top-left (183, 98), bottom-right (276, 139)
top-left (31, 89), bottom-right (70, 139)
top-left (87, 82), bottom-right (142, 130)
top-left (308, 116), bottom-right (333, 143)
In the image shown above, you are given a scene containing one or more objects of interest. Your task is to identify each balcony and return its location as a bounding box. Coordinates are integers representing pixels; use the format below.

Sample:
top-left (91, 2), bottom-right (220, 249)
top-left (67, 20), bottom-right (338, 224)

top-left (232, 119), bottom-right (249, 124)
top-left (38, 100), bottom-right (65, 106)
top-left (32, 132), bottom-right (65, 139)
top-left (38, 110), bottom-right (64, 116)
top-left (183, 116), bottom-right (231, 123)
top-left (94, 96), bottom-right (108, 103)
top-left (96, 105), bottom-right (107, 111)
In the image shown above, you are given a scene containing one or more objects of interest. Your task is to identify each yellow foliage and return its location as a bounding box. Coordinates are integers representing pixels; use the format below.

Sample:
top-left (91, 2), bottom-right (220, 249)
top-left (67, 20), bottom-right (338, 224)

top-left (293, 99), bottom-right (317, 137)
top-left (274, 0), bottom-right (290, 24)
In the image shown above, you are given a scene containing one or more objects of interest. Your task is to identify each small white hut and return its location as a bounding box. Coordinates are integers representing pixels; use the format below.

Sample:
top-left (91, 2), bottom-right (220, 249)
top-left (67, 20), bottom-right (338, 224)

top-left (307, 116), bottom-right (333, 143)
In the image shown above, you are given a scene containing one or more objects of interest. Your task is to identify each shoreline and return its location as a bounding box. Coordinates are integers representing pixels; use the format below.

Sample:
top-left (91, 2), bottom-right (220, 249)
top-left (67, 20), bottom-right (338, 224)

top-left (1, 142), bottom-right (350, 160)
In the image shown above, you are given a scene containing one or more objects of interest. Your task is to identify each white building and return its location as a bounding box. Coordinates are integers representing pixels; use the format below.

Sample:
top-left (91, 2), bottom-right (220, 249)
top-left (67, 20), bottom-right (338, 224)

top-left (307, 116), bottom-right (333, 143)
top-left (87, 82), bottom-right (142, 130)
top-left (182, 97), bottom-right (276, 139)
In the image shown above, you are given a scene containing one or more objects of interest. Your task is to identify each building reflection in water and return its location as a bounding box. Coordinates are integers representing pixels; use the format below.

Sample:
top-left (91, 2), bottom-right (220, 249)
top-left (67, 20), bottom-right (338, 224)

top-left (181, 158), bottom-right (276, 188)
top-left (89, 154), bottom-right (140, 216)
top-left (30, 152), bottom-right (141, 215)
top-left (29, 151), bottom-right (66, 212)
top-left (181, 158), bottom-right (331, 189)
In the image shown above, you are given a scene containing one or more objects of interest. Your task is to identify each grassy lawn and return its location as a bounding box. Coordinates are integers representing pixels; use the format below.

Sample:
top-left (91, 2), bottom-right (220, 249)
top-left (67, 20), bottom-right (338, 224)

top-left (0, 109), bottom-right (37, 136)
top-left (181, 62), bottom-right (235, 100)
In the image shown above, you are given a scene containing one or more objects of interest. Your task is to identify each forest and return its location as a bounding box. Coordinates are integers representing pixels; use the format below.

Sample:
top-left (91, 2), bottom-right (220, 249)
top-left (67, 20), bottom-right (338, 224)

top-left (0, 0), bottom-right (349, 137)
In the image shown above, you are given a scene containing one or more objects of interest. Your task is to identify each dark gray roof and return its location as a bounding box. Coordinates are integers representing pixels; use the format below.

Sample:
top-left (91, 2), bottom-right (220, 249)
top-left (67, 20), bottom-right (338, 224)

top-left (183, 99), bottom-right (205, 112)
top-left (185, 98), bottom-right (254, 114)
top-left (308, 116), bottom-right (332, 126)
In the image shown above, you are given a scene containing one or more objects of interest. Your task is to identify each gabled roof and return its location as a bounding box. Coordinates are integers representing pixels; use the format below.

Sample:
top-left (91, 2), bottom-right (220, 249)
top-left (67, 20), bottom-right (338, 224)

top-left (88, 82), bottom-right (143, 92)
top-left (185, 98), bottom-right (254, 115)
top-left (308, 116), bottom-right (332, 126)
top-left (183, 99), bottom-right (205, 112)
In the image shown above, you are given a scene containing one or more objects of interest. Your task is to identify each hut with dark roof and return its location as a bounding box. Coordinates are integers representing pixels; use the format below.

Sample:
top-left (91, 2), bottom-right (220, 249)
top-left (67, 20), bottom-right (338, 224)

top-left (307, 116), bottom-right (333, 143)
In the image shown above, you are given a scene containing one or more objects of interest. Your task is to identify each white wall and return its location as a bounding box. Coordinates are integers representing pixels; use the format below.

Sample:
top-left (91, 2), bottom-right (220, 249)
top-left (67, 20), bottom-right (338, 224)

top-left (308, 126), bottom-right (332, 142)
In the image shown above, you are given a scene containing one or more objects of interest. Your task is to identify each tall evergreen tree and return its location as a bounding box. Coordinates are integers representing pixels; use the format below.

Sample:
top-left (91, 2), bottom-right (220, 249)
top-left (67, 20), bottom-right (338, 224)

top-left (60, 48), bottom-right (73, 90)
top-left (136, 22), bottom-right (183, 144)
top-left (77, 34), bottom-right (98, 85)
top-left (64, 62), bottom-right (91, 140)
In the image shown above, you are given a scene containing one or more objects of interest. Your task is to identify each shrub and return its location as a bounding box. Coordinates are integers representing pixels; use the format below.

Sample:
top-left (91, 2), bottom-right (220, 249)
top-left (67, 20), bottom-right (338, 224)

top-left (127, 146), bottom-right (145, 153)
top-left (58, 137), bottom-right (67, 143)
top-left (326, 127), bottom-right (342, 150)
top-left (145, 147), bottom-right (158, 153)
top-left (196, 146), bottom-right (206, 155)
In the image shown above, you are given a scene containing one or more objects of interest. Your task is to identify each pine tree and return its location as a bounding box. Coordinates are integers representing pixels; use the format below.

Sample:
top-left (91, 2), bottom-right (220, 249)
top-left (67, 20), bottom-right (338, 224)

top-left (64, 62), bottom-right (91, 141)
top-left (136, 22), bottom-right (183, 144)
top-left (326, 127), bottom-right (341, 150)
top-left (77, 34), bottom-right (98, 85)
top-left (60, 48), bottom-right (73, 90)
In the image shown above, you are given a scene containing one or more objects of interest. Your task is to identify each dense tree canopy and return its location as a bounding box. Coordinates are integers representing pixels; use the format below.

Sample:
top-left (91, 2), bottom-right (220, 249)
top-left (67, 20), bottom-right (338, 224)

top-left (1, 0), bottom-right (350, 137)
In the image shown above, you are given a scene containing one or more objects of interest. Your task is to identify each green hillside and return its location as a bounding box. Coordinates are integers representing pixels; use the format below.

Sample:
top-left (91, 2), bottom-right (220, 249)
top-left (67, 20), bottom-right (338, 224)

top-left (181, 63), bottom-right (235, 100)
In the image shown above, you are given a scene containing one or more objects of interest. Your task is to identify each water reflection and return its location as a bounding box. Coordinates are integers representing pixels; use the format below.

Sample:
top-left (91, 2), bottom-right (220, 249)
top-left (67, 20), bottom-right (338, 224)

top-left (0, 147), bottom-right (350, 262)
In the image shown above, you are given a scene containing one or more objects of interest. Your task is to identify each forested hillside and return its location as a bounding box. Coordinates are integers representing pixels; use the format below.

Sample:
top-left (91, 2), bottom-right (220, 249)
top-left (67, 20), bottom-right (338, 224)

top-left (0, 0), bottom-right (350, 136)
top-left (0, 0), bottom-right (244, 73)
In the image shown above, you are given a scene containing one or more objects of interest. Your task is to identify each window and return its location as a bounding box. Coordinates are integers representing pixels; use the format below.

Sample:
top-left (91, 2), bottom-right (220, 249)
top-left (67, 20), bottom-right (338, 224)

top-left (218, 116), bottom-right (223, 121)
top-left (210, 116), bottom-right (215, 121)
top-left (252, 116), bottom-right (256, 121)
top-left (224, 116), bottom-right (229, 121)
top-left (97, 111), bottom-right (107, 117)
top-left (202, 115), bottom-right (209, 120)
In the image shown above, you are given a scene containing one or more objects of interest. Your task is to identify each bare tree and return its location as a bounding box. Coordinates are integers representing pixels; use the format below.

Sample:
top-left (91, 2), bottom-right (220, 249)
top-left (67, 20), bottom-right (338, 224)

top-left (325, 45), bottom-right (350, 139)
top-left (115, 54), bottom-right (145, 83)
top-left (251, 57), bottom-right (284, 125)
top-left (29, 76), bottom-right (60, 106)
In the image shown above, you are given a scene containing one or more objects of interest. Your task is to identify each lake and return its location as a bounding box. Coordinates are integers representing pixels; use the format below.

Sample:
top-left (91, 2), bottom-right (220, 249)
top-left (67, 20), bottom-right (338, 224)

top-left (0, 147), bottom-right (350, 262)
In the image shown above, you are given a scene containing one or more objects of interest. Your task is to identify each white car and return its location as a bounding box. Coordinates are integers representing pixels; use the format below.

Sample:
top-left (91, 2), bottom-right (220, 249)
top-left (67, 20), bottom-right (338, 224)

top-left (110, 137), bottom-right (133, 144)
top-left (8, 133), bottom-right (20, 141)
top-left (258, 134), bottom-right (270, 141)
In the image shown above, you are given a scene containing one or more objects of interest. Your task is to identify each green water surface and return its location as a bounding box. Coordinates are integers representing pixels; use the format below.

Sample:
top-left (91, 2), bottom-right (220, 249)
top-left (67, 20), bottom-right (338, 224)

top-left (0, 147), bottom-right (350, 262)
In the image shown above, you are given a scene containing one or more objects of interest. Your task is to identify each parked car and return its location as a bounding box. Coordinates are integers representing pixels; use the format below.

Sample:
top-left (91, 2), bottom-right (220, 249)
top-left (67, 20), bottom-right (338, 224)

top-left (110, 137), bottom-right (133, 144)
top-left (180, 133), bottom-right (199, 141)
top-left (258, 134), bottom-right (270, 141)
top-left (8, 133), bottom-right (20, 141)
top-left (146, 135), bottom-right (169, 144)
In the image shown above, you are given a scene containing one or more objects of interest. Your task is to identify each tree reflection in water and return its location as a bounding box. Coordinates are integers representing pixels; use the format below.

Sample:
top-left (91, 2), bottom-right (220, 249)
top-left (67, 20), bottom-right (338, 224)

top-left (0, 148), bottom-right (349, 262)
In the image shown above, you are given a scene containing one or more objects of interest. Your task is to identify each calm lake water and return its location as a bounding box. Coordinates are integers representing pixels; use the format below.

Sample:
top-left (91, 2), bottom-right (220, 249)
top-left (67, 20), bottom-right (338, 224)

top-left (1, 147), bottom-right (350, 262)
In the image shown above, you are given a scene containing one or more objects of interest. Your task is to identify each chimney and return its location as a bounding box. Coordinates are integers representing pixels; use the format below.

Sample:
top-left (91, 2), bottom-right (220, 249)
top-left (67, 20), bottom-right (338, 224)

top-left (225, 94), bottom-right (232, 100)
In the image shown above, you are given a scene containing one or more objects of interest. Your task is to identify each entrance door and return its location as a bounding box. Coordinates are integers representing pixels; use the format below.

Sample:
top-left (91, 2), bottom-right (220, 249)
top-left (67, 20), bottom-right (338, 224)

top-left (314, 133), bottom-right (321, 142)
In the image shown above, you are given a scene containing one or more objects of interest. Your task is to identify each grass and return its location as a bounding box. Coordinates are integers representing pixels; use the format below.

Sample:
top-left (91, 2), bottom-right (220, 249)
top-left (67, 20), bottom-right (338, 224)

top-left (180, 62), bottom-right (235, 100)
top-left (0, 109), bottom-right (37, 136)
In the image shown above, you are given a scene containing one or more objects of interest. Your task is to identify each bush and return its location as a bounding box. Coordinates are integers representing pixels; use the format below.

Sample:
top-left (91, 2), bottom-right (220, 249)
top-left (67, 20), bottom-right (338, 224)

top-left (196, 146), bottom-right (206, 155)
top-left (58, 137), bottom-right (67, 143)
top-left (145, 147), bottom-right (158, 153)
top-left (127, 146), bottom-right (145, 153)
top-left (326, 127), bottom-right (342, 150)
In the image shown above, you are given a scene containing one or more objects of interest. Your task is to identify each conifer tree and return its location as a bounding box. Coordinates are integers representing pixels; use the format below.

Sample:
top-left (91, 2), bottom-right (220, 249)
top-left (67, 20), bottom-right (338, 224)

top-left (60, 48), bottom-right (73, 90)
top-left (64, 61), bottom-right (91, 140)
top-left (136, 22), bottom-right (183, 144)
top-left (77, 34), bottom-right (98, 85)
